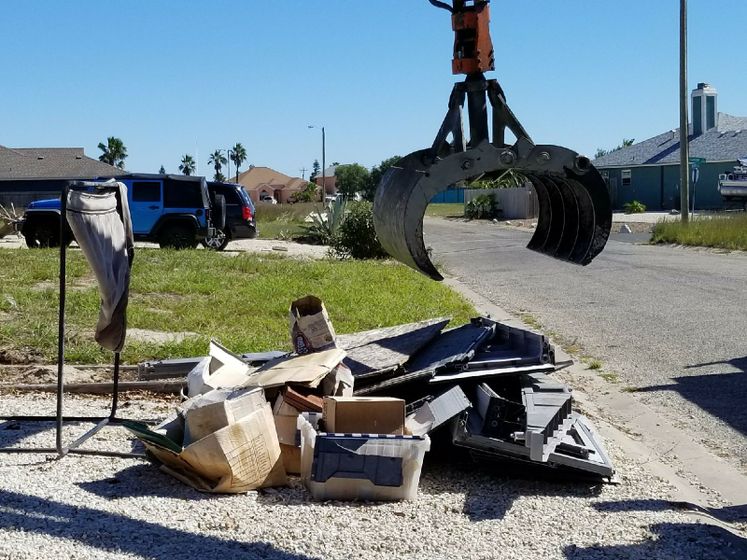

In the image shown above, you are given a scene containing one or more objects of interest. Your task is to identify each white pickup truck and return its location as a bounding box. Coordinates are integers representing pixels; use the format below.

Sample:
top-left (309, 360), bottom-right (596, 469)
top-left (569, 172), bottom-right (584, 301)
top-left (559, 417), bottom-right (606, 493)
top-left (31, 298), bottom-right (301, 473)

top-left (718, 158), bottom-right (747, 210)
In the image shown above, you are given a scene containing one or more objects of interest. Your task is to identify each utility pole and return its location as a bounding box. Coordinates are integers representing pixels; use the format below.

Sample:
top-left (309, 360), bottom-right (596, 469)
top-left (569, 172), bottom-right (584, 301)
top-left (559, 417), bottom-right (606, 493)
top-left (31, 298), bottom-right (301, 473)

top-left (679, 0), bottom-right (690, 223)
top-left (300, 167), bottom-right (307, 180)
top-left (321, 127), bottom-right (326, 203)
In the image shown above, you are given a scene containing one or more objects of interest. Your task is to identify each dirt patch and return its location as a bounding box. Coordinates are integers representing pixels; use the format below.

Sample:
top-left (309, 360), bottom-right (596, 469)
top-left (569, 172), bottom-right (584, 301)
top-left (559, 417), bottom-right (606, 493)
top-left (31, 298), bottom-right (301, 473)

top-left (0, 347), bottom-right (41, 365)
top-left (0, 363), bottom-right (140, 385)
top-left (127, 328), bottom-right (199, 345)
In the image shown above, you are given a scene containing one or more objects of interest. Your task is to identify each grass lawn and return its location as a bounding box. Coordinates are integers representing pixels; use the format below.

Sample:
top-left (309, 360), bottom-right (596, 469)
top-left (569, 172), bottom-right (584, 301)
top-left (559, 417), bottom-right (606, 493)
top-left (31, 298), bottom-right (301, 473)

top-left (256, 202), bottom-right (321, 240)
top-left (0, 248), bottom-right (475, 365)
top-left (651, 213), bottom-right (747, 251)
top-left (426, 203), bottom-right (464, 218)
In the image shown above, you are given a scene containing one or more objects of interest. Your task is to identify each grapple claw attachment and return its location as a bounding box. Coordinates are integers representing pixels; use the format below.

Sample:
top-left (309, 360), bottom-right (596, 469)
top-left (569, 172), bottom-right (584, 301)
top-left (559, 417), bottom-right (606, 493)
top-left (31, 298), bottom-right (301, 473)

top-left (374, 140), bottom-right (611, 280)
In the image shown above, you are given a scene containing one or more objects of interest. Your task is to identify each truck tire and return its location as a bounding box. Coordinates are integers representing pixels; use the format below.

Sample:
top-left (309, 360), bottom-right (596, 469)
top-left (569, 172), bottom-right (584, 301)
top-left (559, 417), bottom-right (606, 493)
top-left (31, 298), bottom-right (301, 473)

top-left (24, 218), bottom-right (61, 248)
top-left (201, 228), bottom-right (230, 251)
top-left (158, 223), bottom-right (197, 249)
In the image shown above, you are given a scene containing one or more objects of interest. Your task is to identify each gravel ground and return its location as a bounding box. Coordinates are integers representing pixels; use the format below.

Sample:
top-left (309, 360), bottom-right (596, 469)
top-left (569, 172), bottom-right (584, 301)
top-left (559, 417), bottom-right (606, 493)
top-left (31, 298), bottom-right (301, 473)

top-left (1, 393), bottom-right (744, 560)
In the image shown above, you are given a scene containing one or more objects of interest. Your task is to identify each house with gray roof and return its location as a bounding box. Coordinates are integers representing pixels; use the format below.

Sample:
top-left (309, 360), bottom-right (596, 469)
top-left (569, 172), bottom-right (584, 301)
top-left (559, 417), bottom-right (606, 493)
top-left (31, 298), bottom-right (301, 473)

top-left (593, 83), bottom-right (747, 210)
top-left (0, 145), bottom-right (124, 207)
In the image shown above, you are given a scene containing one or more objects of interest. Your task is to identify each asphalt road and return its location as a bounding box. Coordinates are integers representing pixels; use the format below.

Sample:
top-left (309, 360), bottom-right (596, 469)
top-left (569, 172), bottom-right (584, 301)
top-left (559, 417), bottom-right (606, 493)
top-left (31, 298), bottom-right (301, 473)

top-left (424, 217), bottom-right (747, 471)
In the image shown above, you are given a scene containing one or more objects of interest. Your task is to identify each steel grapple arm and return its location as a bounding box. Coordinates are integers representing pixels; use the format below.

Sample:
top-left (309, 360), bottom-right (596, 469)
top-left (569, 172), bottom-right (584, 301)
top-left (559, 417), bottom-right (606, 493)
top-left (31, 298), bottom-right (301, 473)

top-left (374, 0), bottom-right (611, 280)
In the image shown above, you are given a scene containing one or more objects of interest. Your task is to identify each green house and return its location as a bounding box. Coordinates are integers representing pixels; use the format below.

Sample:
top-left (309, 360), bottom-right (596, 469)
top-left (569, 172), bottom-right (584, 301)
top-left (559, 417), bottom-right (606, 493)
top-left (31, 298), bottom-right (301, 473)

top-left (593, 83), bottom-right (747, 211)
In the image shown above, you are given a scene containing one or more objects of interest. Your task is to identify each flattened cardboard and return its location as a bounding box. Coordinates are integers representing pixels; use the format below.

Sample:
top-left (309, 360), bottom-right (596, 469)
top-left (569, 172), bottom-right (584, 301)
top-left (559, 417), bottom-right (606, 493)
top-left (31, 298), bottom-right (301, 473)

top-left (247, 348), bottom-right (346, 389)
top-left (323, 396), bottom-right (405, 435)
top-left (289, 295), bottom-right (336, 354)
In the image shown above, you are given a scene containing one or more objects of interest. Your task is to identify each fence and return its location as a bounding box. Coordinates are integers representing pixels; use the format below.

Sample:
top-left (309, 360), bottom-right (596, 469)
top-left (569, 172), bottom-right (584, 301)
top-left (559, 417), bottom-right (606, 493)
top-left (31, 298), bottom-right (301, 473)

top-left (464, 186), bottom-right (539, 219)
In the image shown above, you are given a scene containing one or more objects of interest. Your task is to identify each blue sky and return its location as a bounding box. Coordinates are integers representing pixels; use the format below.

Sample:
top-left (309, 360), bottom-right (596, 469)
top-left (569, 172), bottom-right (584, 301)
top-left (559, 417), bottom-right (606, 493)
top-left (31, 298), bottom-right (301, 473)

top-left (1, 1), bottom-right (745, 179)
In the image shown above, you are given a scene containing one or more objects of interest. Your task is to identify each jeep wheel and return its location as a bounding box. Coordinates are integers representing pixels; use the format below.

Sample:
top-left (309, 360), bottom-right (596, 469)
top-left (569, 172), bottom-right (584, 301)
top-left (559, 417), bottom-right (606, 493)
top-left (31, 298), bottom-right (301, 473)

top-left (24, 220), bottom-right (60, 248)
top-left (201, 229), bottom-right (229, 251)
top-left (158, 224), bottom-right (197, 249)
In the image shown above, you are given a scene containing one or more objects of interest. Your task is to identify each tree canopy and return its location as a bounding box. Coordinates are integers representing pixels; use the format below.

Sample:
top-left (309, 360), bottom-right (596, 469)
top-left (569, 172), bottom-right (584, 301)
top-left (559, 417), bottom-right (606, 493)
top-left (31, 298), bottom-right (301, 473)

top-left (179, 154), bottom-right (196, 176)
top-left (98, 137), bottom-right (127, 169)
top-left (230, 143), bottom-right (247, 182)
top-left (208, 149), bottom-right (227, 181)
top-left (335, 163), bottom-right (370, 198)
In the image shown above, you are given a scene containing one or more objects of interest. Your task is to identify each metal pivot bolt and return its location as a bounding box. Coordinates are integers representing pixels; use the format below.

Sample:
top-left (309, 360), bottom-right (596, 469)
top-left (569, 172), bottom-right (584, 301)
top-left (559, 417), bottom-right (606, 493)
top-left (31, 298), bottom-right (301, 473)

top-left (500, 150), bottom-right (516, 165)
top-left (462, 159), bottom-right (474, 170)
top-left (536, 151), bottom-right (551, 164)
top-left (574, 156), bottom-right (591, 174)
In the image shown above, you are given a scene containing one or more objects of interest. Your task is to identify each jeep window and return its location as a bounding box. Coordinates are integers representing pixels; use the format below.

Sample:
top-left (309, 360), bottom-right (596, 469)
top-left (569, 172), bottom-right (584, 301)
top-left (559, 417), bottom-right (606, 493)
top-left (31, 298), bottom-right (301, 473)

top-left (132, 181), bottom-right (161, 202)
top-left (164, 182), bottom-right (203, 208)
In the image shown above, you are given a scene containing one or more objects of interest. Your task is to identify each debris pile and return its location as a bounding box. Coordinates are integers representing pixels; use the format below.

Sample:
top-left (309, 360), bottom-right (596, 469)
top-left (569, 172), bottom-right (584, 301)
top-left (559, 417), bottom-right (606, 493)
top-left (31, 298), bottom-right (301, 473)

top-left (130, 296), bottom-right (614, 501)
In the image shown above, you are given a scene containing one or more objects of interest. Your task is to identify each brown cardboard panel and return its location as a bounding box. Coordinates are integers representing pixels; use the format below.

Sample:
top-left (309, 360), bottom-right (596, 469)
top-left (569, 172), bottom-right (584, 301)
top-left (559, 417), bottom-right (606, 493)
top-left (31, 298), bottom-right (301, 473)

top-left (323, 396), bottom-right (405, 435)
top-left (280, 443), bottom-right (301, 475)
top-left (274, 414), bottom-right (299, 446)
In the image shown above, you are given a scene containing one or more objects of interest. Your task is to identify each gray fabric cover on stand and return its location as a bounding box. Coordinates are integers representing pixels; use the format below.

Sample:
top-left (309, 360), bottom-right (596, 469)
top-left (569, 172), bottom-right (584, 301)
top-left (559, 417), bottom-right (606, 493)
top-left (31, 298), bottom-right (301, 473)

top-left (65, 181), bottom-right (134, 352)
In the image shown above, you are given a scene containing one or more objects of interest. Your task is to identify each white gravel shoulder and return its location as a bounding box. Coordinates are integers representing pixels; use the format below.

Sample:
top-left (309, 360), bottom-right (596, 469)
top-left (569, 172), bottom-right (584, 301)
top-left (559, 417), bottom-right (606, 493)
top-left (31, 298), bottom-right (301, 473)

top-left (1, 393), bottom-right (740, 560)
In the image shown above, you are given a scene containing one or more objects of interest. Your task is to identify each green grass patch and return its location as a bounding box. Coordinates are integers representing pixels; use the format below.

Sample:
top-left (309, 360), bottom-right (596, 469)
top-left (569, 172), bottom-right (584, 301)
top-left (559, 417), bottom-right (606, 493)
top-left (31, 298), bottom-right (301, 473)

top-left (0, 248), bottom-right (475, 365)
top-left (651, 213), bottom-right (747, 250)
top-left (425, 203), bottom-right (465, 218)
top-left (256, 202), bottom-right (323, 240)
top-left (587, 358), bottom-right (603, 370)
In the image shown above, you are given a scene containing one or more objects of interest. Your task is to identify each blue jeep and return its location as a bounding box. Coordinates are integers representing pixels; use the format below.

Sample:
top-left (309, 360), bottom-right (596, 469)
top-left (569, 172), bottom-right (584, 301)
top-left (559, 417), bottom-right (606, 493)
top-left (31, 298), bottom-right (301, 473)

top-left (20, 174), bottom-right (222, 249)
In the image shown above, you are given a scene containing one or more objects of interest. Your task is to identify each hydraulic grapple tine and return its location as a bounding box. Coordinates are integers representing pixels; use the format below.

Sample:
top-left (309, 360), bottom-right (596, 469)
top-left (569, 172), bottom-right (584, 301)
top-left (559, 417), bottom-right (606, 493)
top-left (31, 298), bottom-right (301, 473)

top-left (568, 167), bottom-right (612, 264)
top-left (374, 150), bottom-right (443, 281)
top-left (549, 176), bottom-right (581, 261)
top-left (539, 175), bottom-right (566, 257)
top-left (564, 177), bottom-right (596, 263)
top-left (526, 174), bottom-right (552, 253)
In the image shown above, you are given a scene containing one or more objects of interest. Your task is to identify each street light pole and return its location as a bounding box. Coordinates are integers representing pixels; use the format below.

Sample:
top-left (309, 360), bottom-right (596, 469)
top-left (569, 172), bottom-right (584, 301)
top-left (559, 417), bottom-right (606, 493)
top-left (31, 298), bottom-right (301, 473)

top-left (321, 126), bottom-right (326, 203)
top-left (308, 125), bottom-right (326, 203)
top-left (679, 0), bottom-right (690, 224)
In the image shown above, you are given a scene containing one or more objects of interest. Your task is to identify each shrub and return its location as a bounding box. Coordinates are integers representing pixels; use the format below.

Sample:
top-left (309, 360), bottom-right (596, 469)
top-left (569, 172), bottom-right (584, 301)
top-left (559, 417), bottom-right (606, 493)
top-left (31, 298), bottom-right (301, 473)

top-left (296, 199), bottom-right (347, 245)
top-left (330, 201), bottom-right (388, 259)
top-left (465, 193), bottom-right (501, 219)
top-left (623, 200), bottom-right (646, 214)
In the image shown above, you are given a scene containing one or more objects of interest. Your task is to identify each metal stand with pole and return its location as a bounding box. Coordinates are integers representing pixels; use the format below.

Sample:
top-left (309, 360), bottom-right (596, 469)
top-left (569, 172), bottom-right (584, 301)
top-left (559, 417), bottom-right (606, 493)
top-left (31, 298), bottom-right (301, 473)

top-left (0, 182), bottom-right (146, 459)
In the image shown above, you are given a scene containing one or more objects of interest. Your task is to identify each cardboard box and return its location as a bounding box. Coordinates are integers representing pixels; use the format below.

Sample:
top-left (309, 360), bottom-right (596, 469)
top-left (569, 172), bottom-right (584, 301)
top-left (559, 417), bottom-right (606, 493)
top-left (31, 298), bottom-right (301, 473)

top-left (124, 392), bottom-right (287, 493)
top-left (298, 415), bottom-right (430, 501)
top-left (182, 387), bottom-right (266, 444)
top-left (280, 443), bottom-right (302, 475)
top-left (289, 295), bottom-right (336, 354)
top-left (323, 397), bottom-right (405, 435)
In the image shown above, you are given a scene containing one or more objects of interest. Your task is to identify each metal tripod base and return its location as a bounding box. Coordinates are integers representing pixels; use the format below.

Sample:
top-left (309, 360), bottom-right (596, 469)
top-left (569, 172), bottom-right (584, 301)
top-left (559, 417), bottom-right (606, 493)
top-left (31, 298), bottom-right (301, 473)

top-left (0, 182), bottom-right (145, 460)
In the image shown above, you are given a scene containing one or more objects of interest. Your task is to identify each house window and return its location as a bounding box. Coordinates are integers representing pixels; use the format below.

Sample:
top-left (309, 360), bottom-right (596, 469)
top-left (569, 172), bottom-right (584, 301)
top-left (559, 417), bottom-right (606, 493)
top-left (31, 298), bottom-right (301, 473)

top-left (621, 169), bottom-right (632, 187)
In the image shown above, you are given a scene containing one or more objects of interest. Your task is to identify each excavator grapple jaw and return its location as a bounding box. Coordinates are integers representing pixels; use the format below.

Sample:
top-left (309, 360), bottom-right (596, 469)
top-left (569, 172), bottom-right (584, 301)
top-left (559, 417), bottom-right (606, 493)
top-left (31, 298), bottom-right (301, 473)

top-left (374, 139), bottom-right (611, 281)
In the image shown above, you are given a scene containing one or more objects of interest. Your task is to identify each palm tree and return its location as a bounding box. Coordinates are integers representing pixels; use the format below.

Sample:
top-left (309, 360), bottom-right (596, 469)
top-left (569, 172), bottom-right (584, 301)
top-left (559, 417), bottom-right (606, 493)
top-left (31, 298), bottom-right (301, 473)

top-left (208, 149), bottom-right (228, 181)
top-left (98, 137), bottom-right (128, 169)
top-left (179, 154), bottom-right (196, 176)
top-left (230, 143), bottom-right (247, 182)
